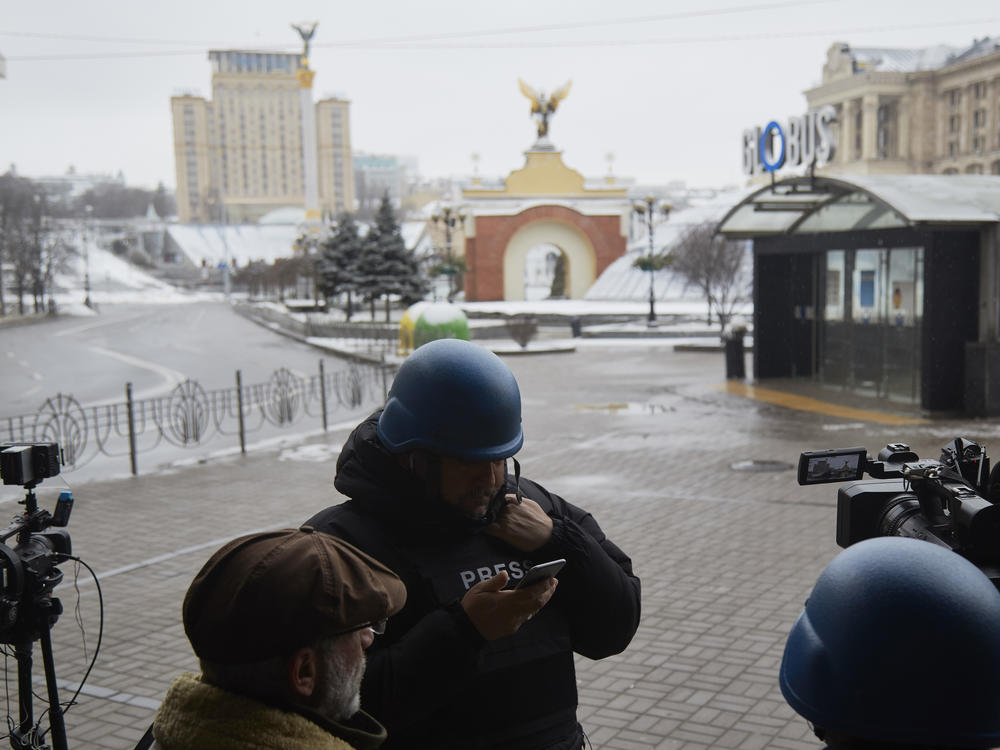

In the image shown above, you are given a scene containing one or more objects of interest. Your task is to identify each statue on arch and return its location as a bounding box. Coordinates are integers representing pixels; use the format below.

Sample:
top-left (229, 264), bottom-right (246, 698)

top-left (518, 78), bottom-right (572, 141)
top-left (292, 21), bottom-right (318, 61)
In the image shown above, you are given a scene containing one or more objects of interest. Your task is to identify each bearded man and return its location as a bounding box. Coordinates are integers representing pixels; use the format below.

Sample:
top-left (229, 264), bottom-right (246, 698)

top-left (144, 527), bottom-right (406, 750)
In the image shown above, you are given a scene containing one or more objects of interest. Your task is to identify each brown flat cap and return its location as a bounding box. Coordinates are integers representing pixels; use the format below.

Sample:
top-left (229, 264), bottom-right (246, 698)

top-left (183, 526), bottom-right (406, 664)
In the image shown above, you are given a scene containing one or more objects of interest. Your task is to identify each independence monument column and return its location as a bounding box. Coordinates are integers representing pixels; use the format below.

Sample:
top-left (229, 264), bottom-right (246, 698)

top-left (293, 22), bottom-right (321, 224)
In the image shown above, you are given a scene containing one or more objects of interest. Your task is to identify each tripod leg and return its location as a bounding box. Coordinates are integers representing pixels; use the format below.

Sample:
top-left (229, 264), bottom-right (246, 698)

top-left (13, 640), bottom-right (36, 750)
top-left (39, 623), bottom-right (69, 750)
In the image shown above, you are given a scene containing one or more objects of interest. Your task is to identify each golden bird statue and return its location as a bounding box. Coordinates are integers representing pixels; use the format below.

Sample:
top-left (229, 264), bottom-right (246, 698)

top-left (518, 78), bottom-right (572, 140)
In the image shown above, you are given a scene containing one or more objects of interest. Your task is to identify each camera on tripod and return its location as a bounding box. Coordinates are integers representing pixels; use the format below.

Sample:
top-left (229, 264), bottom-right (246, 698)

top-left (798, 437), bottom-right (1000, 585)
top-left (1, 441), bottom-right (75, 750)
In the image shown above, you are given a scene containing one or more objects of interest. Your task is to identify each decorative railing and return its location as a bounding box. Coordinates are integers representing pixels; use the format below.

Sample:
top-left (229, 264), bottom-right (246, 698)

top-left (2, 360), bottom-right (391, 476)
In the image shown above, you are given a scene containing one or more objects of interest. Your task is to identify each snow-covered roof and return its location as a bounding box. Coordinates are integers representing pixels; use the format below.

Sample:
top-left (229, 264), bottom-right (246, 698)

top-left (843, 37), bottom-right (999, 74)
top-left (167, 224), bottom-right (299, 267)
top-left (850, 44), bottom-right (958, 73)
top-left (259, 207), bottom-right (307, 224)
top-left (587, 188), bottom-right (751, 302)
top-left (400, 220), bottom-right (433, 256)
top-left (947, 37), bottom-right (1000, 66)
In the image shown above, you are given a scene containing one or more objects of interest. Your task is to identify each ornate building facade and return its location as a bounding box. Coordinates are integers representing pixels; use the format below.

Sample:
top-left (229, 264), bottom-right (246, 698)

top-left (806, 38), bottom-right (1000, 176)
top-left (171, 50), bottom-right (353, 223)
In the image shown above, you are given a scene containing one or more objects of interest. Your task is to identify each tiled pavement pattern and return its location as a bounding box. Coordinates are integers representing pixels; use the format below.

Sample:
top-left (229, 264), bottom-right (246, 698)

top-left (6, 344), bottom-right (991, 749)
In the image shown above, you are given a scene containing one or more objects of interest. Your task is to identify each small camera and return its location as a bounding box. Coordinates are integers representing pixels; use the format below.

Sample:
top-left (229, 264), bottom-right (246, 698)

top-left (1, 442), bottom-right (61, 487)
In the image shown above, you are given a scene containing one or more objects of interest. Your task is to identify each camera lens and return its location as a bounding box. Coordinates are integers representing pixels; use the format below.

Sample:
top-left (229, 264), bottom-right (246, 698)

top-left (880, 494), bottom-right (929, 538)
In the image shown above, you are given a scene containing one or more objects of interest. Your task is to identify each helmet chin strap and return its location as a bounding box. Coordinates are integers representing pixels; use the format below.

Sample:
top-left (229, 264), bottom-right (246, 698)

top-left (512, 457), bottom-right (523, 504)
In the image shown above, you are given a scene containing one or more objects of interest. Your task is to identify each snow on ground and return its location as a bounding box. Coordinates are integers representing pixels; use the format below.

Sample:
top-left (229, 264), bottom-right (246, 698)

top-left (50, 237), bottom-right (217, 314)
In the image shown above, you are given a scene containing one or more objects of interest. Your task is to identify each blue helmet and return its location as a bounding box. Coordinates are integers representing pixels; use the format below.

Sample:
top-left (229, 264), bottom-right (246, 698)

top-left (780, 537), bottom-right (1000, 748)
top-left (377, 339), bottom-right (523, 461)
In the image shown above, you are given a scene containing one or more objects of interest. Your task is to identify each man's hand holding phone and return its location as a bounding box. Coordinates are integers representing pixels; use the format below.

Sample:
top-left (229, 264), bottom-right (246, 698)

top-left (461, 564), bottom-right (561, 640)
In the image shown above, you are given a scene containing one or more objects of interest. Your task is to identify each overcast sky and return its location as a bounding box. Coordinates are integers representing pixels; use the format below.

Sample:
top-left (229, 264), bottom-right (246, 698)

top-left (1, 0), bottom-right (997, 191)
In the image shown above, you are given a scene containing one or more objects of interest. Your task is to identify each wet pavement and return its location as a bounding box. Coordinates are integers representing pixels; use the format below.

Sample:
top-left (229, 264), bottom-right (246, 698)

top-left (9, 342), bottom-right (998, 750)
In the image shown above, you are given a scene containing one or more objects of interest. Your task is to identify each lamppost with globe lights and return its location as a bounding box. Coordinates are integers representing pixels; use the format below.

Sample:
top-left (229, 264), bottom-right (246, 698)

top-left (431, 205), bottom-right (466, 302)
top-left (632, 195), bottom-right (672, 327)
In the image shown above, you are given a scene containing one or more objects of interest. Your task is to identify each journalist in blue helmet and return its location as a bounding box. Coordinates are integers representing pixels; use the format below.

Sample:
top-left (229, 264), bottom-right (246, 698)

top-left (306, 338), bottom-right (641, 750)
top-left (780, 536), bottom-right (1000, 749)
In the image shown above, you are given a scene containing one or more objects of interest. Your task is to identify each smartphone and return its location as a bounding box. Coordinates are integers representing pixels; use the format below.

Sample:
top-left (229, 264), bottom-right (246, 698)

top-left (514, 558), bottom-right (566, 589)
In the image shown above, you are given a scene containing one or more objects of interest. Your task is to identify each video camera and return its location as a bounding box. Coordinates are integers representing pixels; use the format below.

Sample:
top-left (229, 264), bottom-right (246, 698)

top-left (0, 442), bottom-right (73, 643)
top-left (1, 441), bottom-right (75, 750)
top-left (798, 438), bottom-right (1000, 585)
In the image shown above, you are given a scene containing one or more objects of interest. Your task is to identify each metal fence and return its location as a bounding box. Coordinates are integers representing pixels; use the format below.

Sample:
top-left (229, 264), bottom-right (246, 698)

top-left (2, 360), bottom-right (391, 476)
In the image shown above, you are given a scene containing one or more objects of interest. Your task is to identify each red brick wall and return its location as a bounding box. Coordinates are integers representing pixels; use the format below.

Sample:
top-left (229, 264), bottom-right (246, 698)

top-left (464, 205), bottom-right (626, 301)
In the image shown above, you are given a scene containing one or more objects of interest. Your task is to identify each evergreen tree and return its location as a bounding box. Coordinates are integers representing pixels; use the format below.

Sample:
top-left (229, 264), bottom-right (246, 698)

top-left (316, 213), bottom-right (364, 321)
top-left (359, 194), bottom-right (429, 322)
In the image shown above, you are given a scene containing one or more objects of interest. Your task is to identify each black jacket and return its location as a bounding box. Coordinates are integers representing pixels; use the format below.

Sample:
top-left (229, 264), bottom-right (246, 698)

top-left (305, 412), bottom-right (641, 750)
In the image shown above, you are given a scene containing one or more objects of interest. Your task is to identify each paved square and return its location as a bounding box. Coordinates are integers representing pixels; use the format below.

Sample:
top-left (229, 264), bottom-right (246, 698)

top-left (8, 343), bottom-right (986, 749)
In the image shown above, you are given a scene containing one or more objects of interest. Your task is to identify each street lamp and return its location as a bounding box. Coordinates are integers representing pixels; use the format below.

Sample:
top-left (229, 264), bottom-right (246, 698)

top-left (632, 195), bottom-right (672, 327)
top-left (83, 204), bottom-right (93, 308)
top-left (32, 195), bottom-right (42, 314)
top-left (431, 205), bottom-right (466, 302)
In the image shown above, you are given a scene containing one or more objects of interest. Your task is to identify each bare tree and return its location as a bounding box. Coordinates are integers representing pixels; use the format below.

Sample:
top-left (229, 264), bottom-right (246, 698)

top-left (668, 221), bottom-right (751, 332)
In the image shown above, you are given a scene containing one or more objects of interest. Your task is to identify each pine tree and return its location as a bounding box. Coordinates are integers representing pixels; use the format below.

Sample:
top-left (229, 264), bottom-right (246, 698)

top-left (359, 195), bottom-right (429, 322)
top-left (316, 213), bottom-right (364, 321)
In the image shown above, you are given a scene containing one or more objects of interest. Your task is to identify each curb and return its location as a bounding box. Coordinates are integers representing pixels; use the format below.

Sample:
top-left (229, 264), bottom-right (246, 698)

top-left (236, 308), bottom-right (389, 367)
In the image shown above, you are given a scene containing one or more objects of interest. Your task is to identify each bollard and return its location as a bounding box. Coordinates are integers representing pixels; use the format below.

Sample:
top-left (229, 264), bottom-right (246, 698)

top-left (319, 360), bottom-right (328, 432)
top-left (724, 330), bottom-right (746, 380)
top-left (125, 382), bottom-right (138, 476)
top-left (236, 370), bottom-right (246, 454)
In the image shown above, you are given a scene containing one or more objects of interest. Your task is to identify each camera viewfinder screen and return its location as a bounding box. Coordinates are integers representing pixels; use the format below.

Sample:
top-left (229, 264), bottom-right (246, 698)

top-left (797, 449), bottom-right (866, 485)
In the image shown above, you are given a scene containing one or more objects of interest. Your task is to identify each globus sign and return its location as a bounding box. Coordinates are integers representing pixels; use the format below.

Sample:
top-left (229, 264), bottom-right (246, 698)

top-left (742, 105), bottom-right (837, 175)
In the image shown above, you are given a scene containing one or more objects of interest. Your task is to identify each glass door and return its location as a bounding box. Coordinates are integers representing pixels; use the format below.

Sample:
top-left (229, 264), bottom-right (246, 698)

top-left (820, 247), bottom-right (923, 403)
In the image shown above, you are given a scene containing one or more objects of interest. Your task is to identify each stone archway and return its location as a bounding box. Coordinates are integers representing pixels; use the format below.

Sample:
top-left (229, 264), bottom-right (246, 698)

top-left (503, 220), bottom-right (595, 300)
top-left (463, 204), bottom-right (626, 300)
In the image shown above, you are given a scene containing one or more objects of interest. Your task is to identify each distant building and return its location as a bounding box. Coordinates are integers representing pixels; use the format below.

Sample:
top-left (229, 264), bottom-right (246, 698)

top-left (807, 37), bottom-right (1000, 176)
top-left (171, 50), bottom-right (354, 224)
top-left (353, 153), bottom-right (416, 216)
top-left (31, 167), bottom-right (126, 204)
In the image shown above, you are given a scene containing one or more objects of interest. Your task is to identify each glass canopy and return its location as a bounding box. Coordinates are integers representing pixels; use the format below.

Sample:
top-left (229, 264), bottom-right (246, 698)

top-left (717, 175), bottom-right (1000, 238)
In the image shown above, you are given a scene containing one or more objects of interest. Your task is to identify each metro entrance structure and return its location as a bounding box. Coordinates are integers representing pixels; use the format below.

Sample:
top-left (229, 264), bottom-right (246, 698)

top-left (718, 174), bottom-right (1000, 415)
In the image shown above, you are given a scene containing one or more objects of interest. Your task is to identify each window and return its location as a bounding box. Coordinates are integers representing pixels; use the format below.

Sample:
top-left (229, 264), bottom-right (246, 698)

top-left (949, 141), bottom-right (957, 156)
top-left (974, 109), bottom-right (987, 128)
top-left (950, 115), bottom-right (961, 133)
top-left (948, 89), bottom-right (961, 107)
top-left (974, 81), bottom-right (987, 99)
top-left (974, 135), bottom-right (985, 153)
